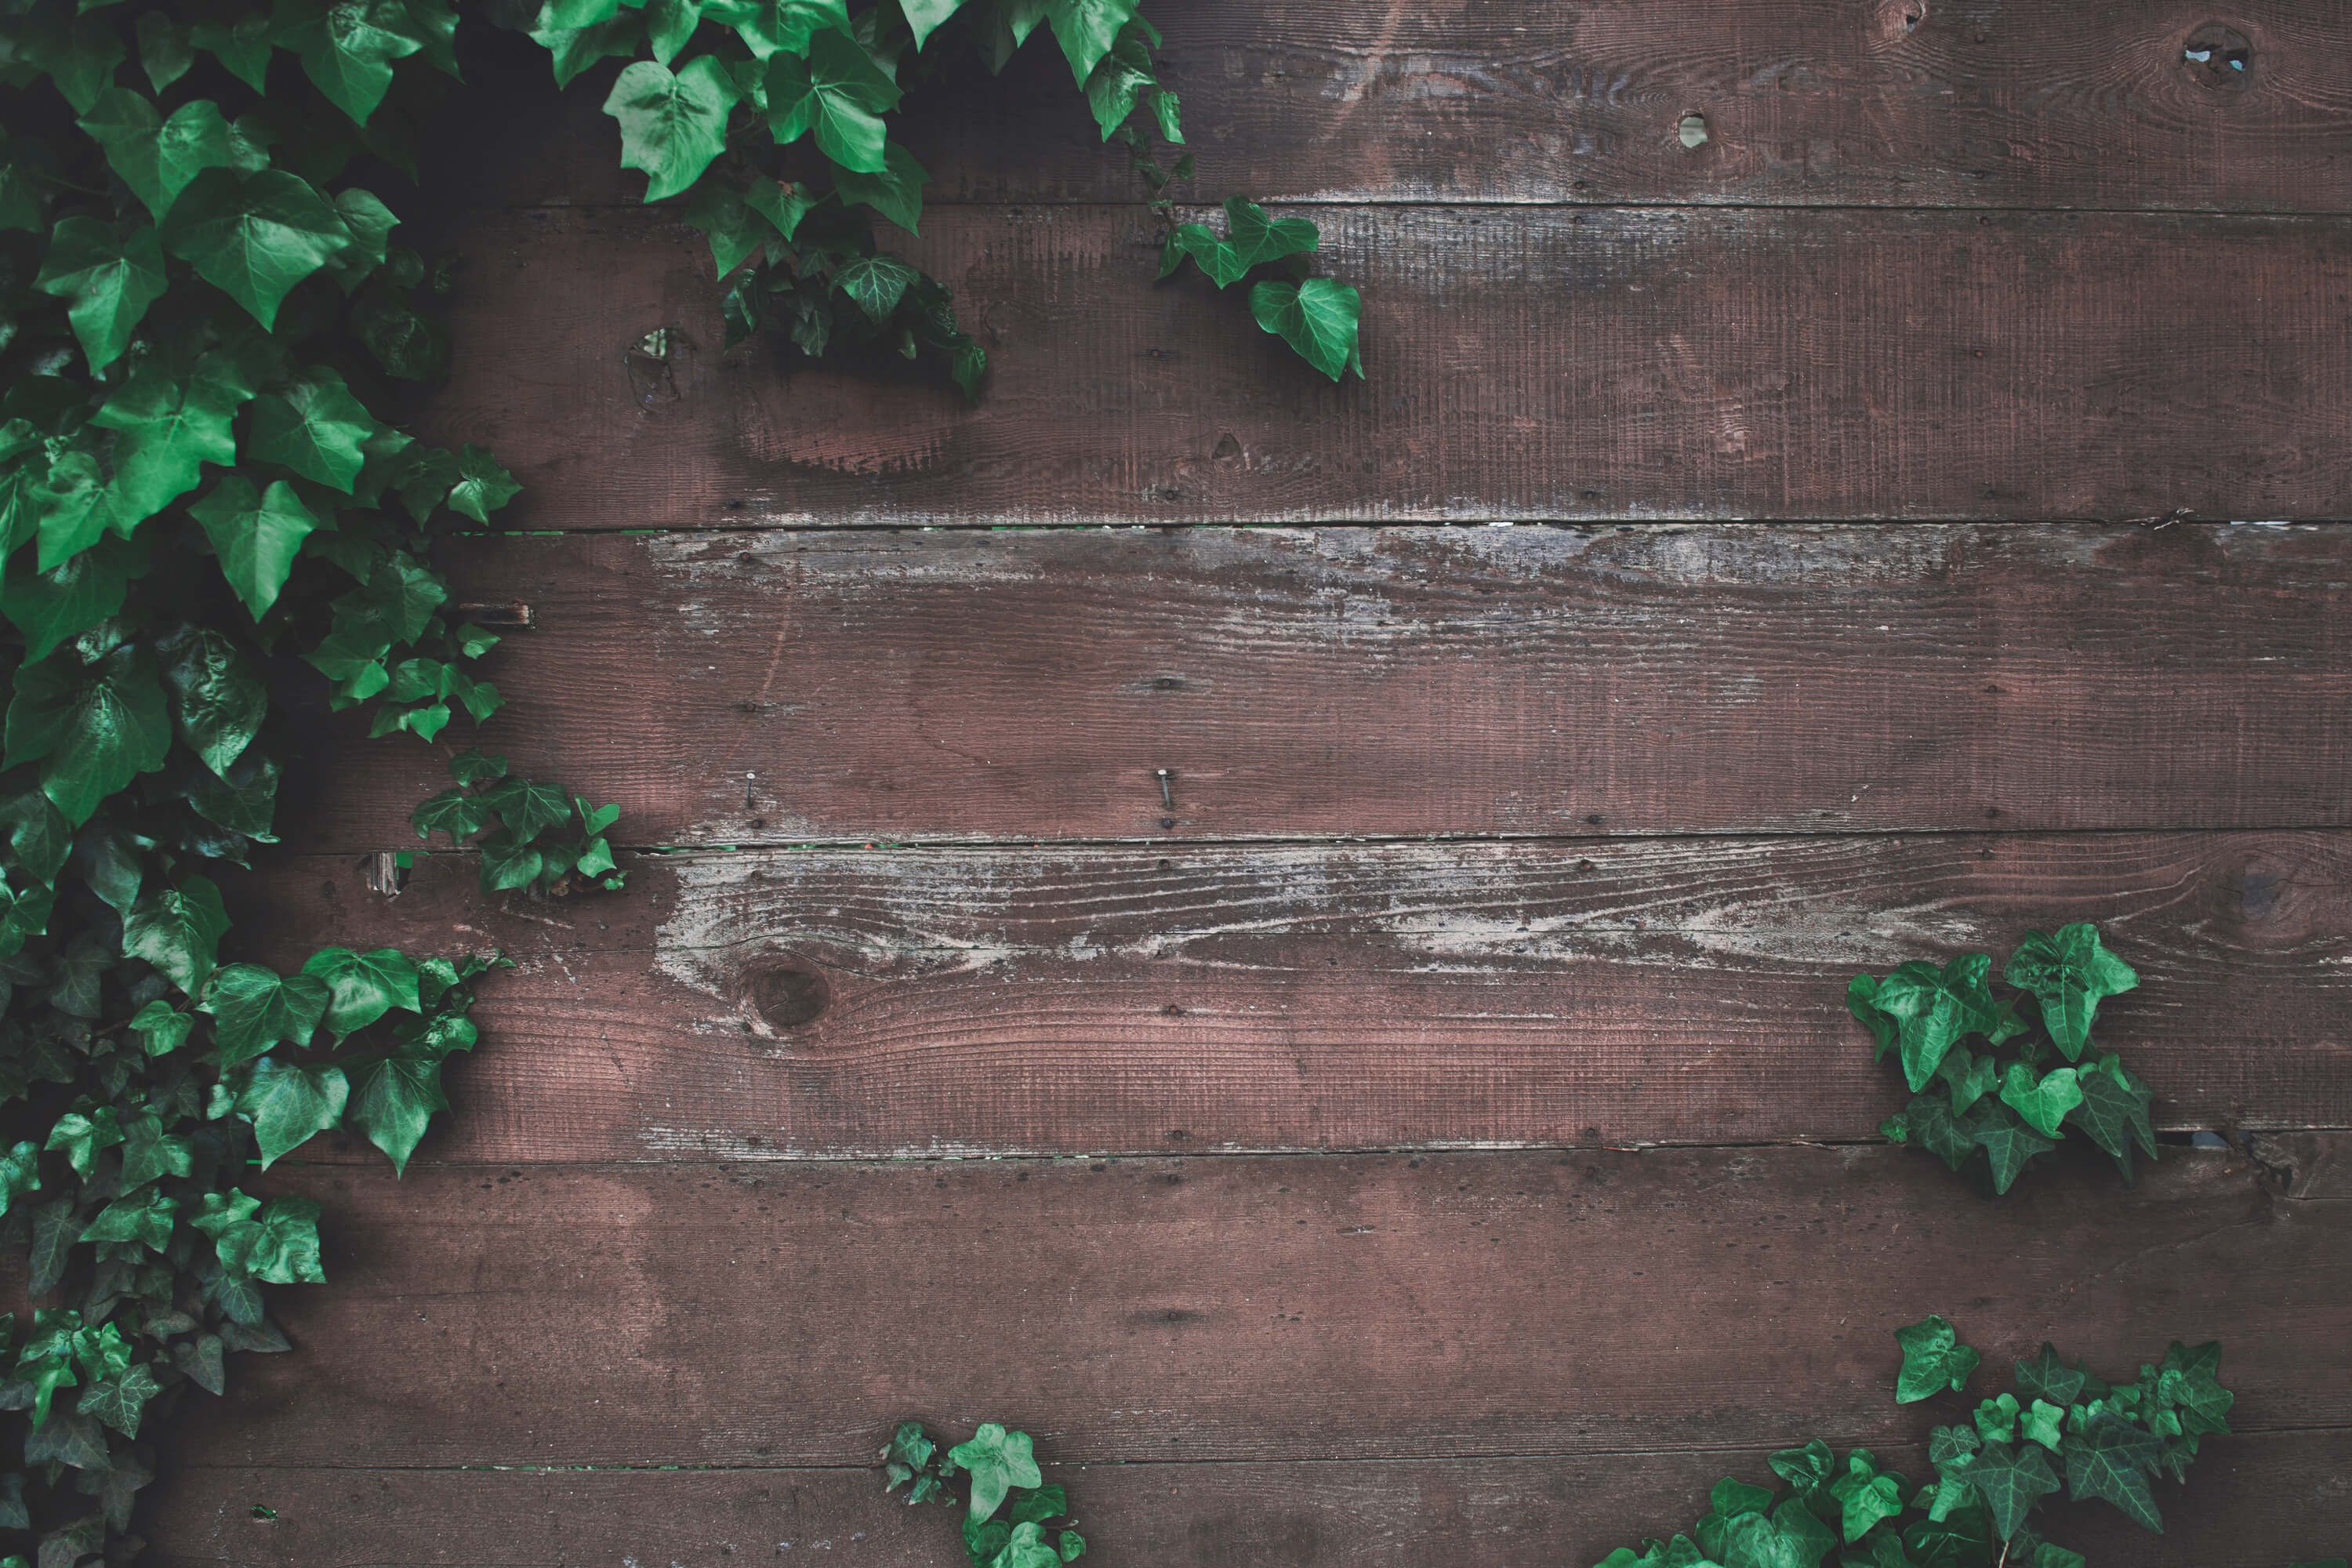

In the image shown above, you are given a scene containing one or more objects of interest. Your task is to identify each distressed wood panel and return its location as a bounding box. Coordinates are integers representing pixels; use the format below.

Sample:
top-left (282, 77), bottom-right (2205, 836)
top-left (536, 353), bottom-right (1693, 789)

top-left (415, 205), bottom-right (2352, 528)
top-left (172, 1143), bottom-right (2348, 1469)
top-left (291, 523), bottom-right (2352, 850)
top-left (237, 831), bottom-right (2352, 1163)
top-left (147, 1428), bottom-right (2352, 1568)
top-left (428, 3), bottom-right (2352, 213)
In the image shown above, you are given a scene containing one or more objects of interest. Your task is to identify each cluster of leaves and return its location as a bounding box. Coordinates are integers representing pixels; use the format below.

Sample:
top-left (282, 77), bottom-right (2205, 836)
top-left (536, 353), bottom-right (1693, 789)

top-left (883, 1421), bottom-right (1085, 1568)
top-left (1157, 195), bottom-right (1362, 382)
top-left (411, 747), bottom-right (622, 895)
top-left (501, 0), bottom-right (1360, 389)
top-left (1848, 924), bottom-right (2154, 1193)
top-left (0, 1), bottom-right (624, 1559)
top-left (1595, 1316), bottom-right (2235, 1568)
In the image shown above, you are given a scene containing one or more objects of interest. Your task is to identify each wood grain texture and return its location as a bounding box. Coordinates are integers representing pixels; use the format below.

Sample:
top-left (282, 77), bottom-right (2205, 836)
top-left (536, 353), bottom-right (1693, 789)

top-left (289, 522), bottom-right (2352, 850)
top-left (427, 2), bottom-right (2352, 213)
top-left (235, 830), bottom-right (2352, 1162)
top-left (146, 1429), bottom-right (2352, 1568)
top-left (414, 205), bottom-right (2352, 528)
top-left (169, 1143), bottom-right (2349, 1469)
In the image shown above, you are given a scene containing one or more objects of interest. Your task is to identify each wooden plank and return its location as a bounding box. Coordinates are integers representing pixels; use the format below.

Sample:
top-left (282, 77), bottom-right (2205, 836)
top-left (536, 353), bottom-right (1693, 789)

top-left (288, 523), bottom-right (2352, 851)
top-left (147, 1428), bottom-right (2352, 1568)
top-left (427, 3), bottom-right (2352, 214)
top-left (171, 1142), bottom-right (2350, 1469)
top-left (236, 830), bottom-right (2352, 1163)
top-left (414, 205), bottom-right (2352, 527)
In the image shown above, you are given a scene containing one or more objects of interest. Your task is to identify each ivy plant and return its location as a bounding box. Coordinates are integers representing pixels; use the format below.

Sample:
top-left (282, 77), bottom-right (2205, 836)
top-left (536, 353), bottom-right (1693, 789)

top-left (884, 1419), bottom-right (1086, 1568)
top-left (0, 1), bottom-right (626, 1559)
top-left (1848, 924), bottom-right (2154, 1193)
top-left (1595, 1315), bottom-right (2237, 1568)
top-left (506, 0), bottom-right (1367, 387)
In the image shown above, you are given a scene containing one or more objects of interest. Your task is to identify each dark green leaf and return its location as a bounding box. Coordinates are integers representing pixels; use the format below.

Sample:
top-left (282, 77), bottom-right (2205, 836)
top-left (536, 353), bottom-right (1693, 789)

top-left (1247, 276), bottom-right (1363, 382)
top-left (203, 963), bottom-right (330, 1064)
top-left (833, 140), bottom-right (927, 233)
top-left (1966, 1098), bottom-right (2060, 1196)
top-left (32, 216), bottom-right (167, 372)
top-left (346, 1049), bottom-right (445, 1173)
top-left (245, 367), bottom-right (379, 492)
top-left (75, 89), bottom-right (234, 221)
top-left (4, 644), bottom-right (172, 827)
top-left (122, 874), bottom-right (229, 993)
top-left (91, 359), bottom-right (249, 528)
top-left (949, 1423), bottom-right (1041, 1523)
top-left (765, 28), bottom-right (899, 173)
top-left (2003, 924), bottom-right (2137, 1062)
top-left (282, 0), bottom-right (428, 125)
top-left (160, 167), bottom-right (354, 328)
top-left (604, 56), bottom-right (740, 201)
top-left (2061, 1411), bottom-right (2164, 1532)
top-left (301, 944), bottom-right (422, 1035)
top-left (230, 1057), bottom-right (348, 1167)
top-left (158, 624), bottom-right (267, 775)
top-left (1960, 1441), bottom-right (2060, 1542)
top-left (1894, 1314), bottom-right (1980, 1403)
top-left (189, 477), bottom-right (319, 617)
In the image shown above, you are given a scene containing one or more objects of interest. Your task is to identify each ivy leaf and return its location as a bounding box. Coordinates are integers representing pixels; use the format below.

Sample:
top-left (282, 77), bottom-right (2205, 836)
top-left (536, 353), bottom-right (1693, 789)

top-left (1247, 277), bottom-right (1363, 383)
top-left (301, 945), bottom-right (422, 1035)
top-left (74, 1360), bottom-right (159, 1439)
top-left (0, 1141), bottom-right (42, 1218)
top-left (2003, 924), bottom-right (2137, 1062)
top-left (190, 15), bottom-right (276, 91)
top-left (604, 56), bottom-right (740, 202)
top-left (1161, 195), bottom-right (1317, 288)
top-left (281, 0), bottom-right (429, 125)
top-left (245, 368), bottom-right (379, 492)
top-left (949, 1424), bottom-right (1042, 1523)
top-left (1081, 20), bottom-right (1158, 139)
top-left (346, 1049), bottom-right (445, 1174)
top-left (646, 0), bottom-right (706, 61)
top-left (708, 0), bottom-right (851, 58)
top-left (834, 141), bottom-right (927, 234)
top-left (901, 0), bottom-right (965, 48)
top-left (326, 187), bottom-right (399, 291)
top-left (445, 445), bottom-right (522, 521)
top-left (2155, 1341), bottom-right (2233, 1436)
top-left (765, 28), bottom-right (900, 173)
top-left (158, 625), bottom-right (267, 775)
top-left (91, 360), bottom-right (249, 528)
top-left (195, 1191), bottom-right (325, 1283)
top-left (1044, 0), bottom-right (1136, 86)
top-left (2070, 1053), bottom-right (2158, 1180)
top-left (75, 89), bottom-right (234, 222)
top-left (2014, 1344), bottom-right (2089, 1408)
top-left (203, 964), bottom-right (330, 1065)
top-left (1966, 1098), bottom-right (2059, 1195)
top-left (837, 254), bottom-right (917, 323)
top-left (1894, 1315), bottom-right (1980, 1403)
top-left (411, 787), bottom-right (489, 842)
top-left (1959, 1441), bottom-right (2060, 1542)
top-left (20, 13), bottom-right (126, 114)
top-left (231, 1058), bottom-right (349, 1167)
top-left (1864, 955), bottom-right (2011, 1094)
top-left (20, 452), bottom-right (119, 579)
top-left (122, 875), bottom-right (230, 995)
top-left (117, 1113), bottom-right (193, 1188)
top-left (1996, 1063), bottom-right (2082, 1138)
top-left (2061, 1411), bottom-right (2164, 1532)
top-left (160, 167), bottom-right (354, 329)
top-left (44, 1110), bottom-right (124, 1178)
top-left (32, 216), bottom-right (167, 373)
top-left (3, 644), bottom-right (172, 827)
top-left (136, 13), bottom-right (194, 90)
top-left (189, 477), bottom-right (319, 618)
top-left (78, 1188), bottom-right (176, 1252)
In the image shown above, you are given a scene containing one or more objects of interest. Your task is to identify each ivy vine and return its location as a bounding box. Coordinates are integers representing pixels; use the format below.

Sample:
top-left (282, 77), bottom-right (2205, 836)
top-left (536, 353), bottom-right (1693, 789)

top-left (884, 1419), bottom-right (1086, 1568)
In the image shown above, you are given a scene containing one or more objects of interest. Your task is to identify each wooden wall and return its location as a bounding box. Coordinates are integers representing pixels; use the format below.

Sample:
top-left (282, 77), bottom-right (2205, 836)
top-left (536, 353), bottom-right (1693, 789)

top-left (149, 5), bottom-right (2352, 1565)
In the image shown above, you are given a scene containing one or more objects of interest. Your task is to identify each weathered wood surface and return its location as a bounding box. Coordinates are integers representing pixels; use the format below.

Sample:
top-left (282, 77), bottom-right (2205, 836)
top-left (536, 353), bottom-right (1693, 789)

top-left (430, 3), bottom-right (2352, 214)
top-left (291, 522), bottom-right (2352, 850)
top-left (415, 205), bottom-right (2352, 528)
top-left (171, 1143), bottom-right (2349, 1469)
top-left (148, 1428), bottom-right (2352, 1568)
top-left (237, 831), bottom-right (2350, 1163)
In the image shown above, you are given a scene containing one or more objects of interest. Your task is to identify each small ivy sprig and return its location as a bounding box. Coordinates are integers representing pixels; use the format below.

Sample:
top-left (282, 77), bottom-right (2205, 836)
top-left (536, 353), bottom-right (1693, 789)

top-left (1848, 924), bottom-right (2154, 1193)
top-left (1157, 195), bottom-right (1363, 383)
top-left (411, 748), bottom-right (625, 898)
top-left (1595, 1314), bottom-right (2235, 1568)
top-left (883, 1420), bottom-right (1087, 1568)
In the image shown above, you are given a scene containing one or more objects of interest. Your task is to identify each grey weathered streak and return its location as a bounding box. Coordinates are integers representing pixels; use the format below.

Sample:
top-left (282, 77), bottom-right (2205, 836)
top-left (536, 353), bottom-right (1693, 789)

top-left (430, 1), bottom-right (2352, 214)
top-left (168, 1143), bottom-right (2348, 1472)
top-left (235, 830), bottom-right (2349, 1163)
top-left (288, 522), bottom-right (2352, 851)
top-left (416, 205), bottom-right (2352, 528)
top-left (146, 1428), bottom-right (2352, 1568)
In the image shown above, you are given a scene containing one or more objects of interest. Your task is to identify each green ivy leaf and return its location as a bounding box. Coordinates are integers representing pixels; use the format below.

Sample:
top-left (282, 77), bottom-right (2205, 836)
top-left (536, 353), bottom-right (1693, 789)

top-left (1247, 277), bottom-right (1363, 383)
top-left (75, 89), bottom-right (234, 222)
top-left (604, 56), bottom-right (740, 202)
top-left (75, 1359), bottom-right (160, 1439)
top-left (708, 0), bottom-right (850, 58)
top-left (834, 140), bottom-right (927, 233)
top-left (195, 1190), bottom-right (326, 1283)
top-left (203, 963), bottom-right (330, 1064)
top-left (281, 0), bottom-right (429, 125)
top-left (189, 477), bottom-right (319, 618)
top-left (3, 644), bottom-right (172, 827)
top-left (2014, 1344), bottom-right (2089, 1409)
top-left (246, 367), bottom-right (379, 492)
top-left (1864, 955), bottom-right (2013, 1094)
top-left (1160, 195), bottom-right (1317, 288)
top-left (1894, 1315), bottom-right (1980, 1403)
top-left (0, 1141), bottom-right (42, 1218)
top-left (2060, 1410), bottom-right (2164, 1532)
top-left (1959, 1441), bottom-right (2060, 1542)
top-left (78, 1187), bottom-right (176, 1251)
top-left (765, 28), bottom-right (899, 173)
top-left (135, 13), bottom-right (194, 91)
top-left (1965, 1098), bottom-right (2059, 1196)
top-left (1044, 0), bottom-right (1136, 86)
top-left (160, 167), bottom-right (354, 329)
top-left (2155, 1341), bottom-right (2233, 1436)
top-left (949, 1424), bottom-right (1042, 1523)
top-left (91, 359), bottom-right (250, 528)
top-left (301, 945), bottom-right (422, 1035)
top-left (1996, 1063), bottom-right (2082, 1138)
top-left (2003, 924), bottom-right (2137, 1062)
top-left (346, 1049), bottom-right (445, 1174)
top-left (445, 445), bottom-right (521, 522)
top-left (122, 874), bottom-right (230, 995)
top-left (900, 0), bottom-right (964, 48)
top-left (32, 216), bottom-right (167, 373)
top-left (189, 15), bottom-right (275, 92)
top-left (158, 624), bottom-right (267, 775)
top-left (837, 254), bottom-right (918, 323)
top-left (230, 1057), bottom-right (349, 1167)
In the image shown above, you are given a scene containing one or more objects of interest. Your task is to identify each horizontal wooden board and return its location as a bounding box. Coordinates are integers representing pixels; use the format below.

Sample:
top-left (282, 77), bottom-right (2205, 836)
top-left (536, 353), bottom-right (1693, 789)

top-left (288, 522), bottom-right (2352, 850)
top-left (414, 205), bottom-right (2352, 527)
top-left (236, 831), bottom-right (2352, 1162)
top-left (172, 1142), bottom-right (2349, 1470)
top-left (147, 1428), bottom-right (2352, 1568)
top-left (426, 3), bottom-right (2352, 214)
